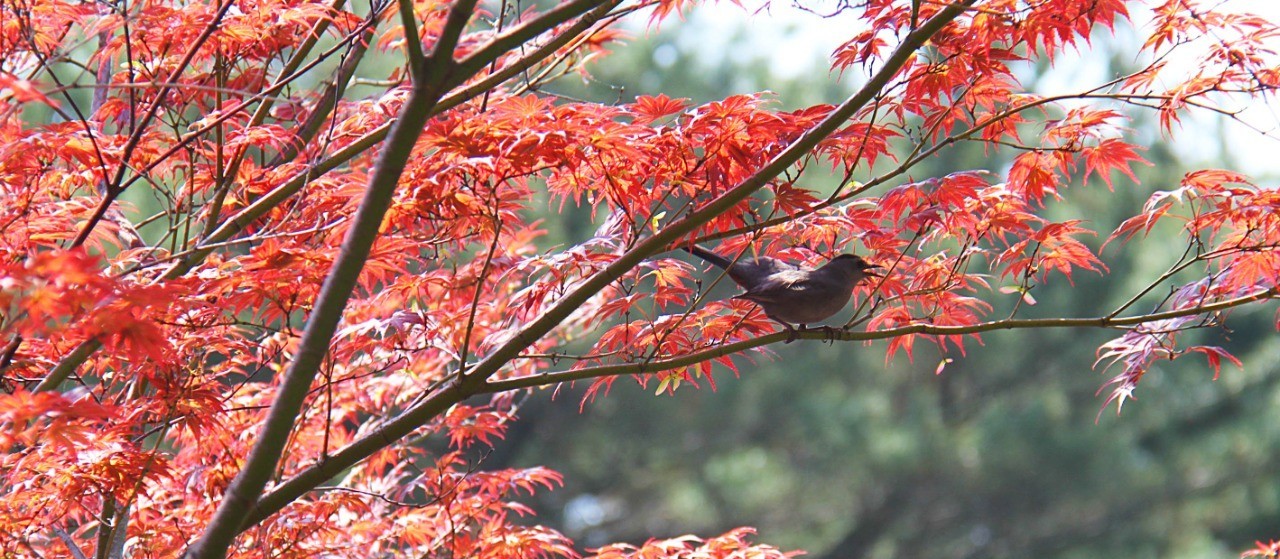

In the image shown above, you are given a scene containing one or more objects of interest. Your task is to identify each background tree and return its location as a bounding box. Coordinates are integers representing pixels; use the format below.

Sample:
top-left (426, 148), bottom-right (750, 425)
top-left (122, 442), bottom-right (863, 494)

top-left (495, 14), bottom-right (1280, 558)
top-left (1, 1), bottom-right (1278, 559)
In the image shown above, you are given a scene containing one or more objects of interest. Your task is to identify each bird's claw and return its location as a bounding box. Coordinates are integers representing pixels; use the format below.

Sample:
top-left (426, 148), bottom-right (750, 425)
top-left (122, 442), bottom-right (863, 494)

top-left (779, 324), bottom-right (841, 344)
top-left (820, 325), bottom-right (839, 344)
top-left (783, 324), bottom-right (803, 344)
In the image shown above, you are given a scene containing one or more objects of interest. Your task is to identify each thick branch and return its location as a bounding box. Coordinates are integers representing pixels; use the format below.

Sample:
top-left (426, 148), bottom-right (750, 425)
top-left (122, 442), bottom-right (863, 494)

top-left (181, 0), bottom-right (480, 556)
top-left (33, 339), bottom-right (101, 393)
top-left (454, 0), bottom-right (620, 78)
top-left (433, 0), bottom-right (625, 114)
top-left (175, 0), bottom-right (621, 276)
top-left (40, 0), bottom-right (623, 393)
top-left (399, 0), bottom-right (427, 81)
top-left (241, 0), bottom-right (975, 529)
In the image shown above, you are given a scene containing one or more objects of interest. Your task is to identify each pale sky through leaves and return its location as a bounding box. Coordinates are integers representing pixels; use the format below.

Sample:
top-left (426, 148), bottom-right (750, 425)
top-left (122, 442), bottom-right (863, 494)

top-left (629, 0), bottom-right (1280, 179)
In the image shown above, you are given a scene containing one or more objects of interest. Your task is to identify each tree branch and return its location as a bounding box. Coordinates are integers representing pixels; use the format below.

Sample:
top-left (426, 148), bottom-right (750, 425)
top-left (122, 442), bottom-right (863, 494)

top-left (239, 0), bottom-right (976, 530)
top-left (71, 0), bottom-right (238, 248)
top-left (181, 0), bottom-right (480, 554)
top-left (480, 287), bottom-right (1279, 394)
top-left (203, 0), bottom-right (369, 238)
top-left (38, 0), bottom-right (621, 393)
top-left (399, 0), bottom-right (427, 82)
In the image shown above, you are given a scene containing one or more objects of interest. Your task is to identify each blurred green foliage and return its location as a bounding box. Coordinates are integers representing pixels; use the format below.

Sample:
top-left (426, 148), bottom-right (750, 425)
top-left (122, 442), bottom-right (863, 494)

top-left (488, 12), bottom-right (1280, 559)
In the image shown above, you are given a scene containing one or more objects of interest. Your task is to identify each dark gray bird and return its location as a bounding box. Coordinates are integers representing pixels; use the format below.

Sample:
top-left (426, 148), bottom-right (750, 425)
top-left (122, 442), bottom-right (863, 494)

top-left (683, 245), bottom-right (881, 341)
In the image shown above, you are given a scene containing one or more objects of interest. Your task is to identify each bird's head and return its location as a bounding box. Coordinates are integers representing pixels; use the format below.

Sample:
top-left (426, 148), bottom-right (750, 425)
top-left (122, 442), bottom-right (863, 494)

top-left (827, 254), bottom-right (883, 282)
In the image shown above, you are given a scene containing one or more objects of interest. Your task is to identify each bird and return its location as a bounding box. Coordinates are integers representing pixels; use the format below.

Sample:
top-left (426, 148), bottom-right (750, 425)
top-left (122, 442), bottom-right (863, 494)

top-left (682, 245), bottom-right (881, 342)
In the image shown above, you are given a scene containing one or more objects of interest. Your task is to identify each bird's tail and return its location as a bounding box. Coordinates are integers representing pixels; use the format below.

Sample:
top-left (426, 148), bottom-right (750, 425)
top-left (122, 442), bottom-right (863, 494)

top-left (681, 245), bottom-right (732, 270)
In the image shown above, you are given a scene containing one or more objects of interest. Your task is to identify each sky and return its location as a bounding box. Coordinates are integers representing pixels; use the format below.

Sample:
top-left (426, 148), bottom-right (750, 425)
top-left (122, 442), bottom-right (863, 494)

top-left (632, 0), bottom-right (1280, 179)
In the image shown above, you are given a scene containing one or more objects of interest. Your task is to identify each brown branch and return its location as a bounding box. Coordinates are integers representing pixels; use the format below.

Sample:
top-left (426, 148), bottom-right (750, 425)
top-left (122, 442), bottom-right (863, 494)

top-left (398, 0), bottom-right (427, 81)
top-left (240, 0), bottom-right (977, 530)
top-left (480, 287), bottom-right (1280, 394)
top-left (264, 9), bottom-right (377, 167)
top-left (39, 0), bottom-right (627, 393)
top-left (181, 0), bottom-right (482, 553)
top-left (71, 0), bottom-right (238, 249)
top-left (0, 335), bottom-right (20, 374)
top-left (177, 0), bottom-right (625, 277)
top-left (203, 0), bottom-right (368, 238)
top-left (120, 18), bottom-right (374, 211)
top-left (693, 78), bottom-right (1166, 245)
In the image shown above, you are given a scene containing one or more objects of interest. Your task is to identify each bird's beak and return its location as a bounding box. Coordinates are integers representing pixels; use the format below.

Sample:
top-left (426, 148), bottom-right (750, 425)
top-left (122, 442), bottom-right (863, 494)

top-left (863, 264), bottom-right (885, 277)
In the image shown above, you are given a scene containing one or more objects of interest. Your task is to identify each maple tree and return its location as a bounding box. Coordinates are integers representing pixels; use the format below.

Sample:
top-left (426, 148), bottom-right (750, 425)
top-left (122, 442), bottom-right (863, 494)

top-left (1, 0), bottom-right (1278, 556)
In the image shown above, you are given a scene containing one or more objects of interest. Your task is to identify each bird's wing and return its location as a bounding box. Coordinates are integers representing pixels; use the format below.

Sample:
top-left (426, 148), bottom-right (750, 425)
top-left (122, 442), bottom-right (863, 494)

top-left (734, 270), bottom-right (813, 303)
top-left (732, 256), bottom-right (792, 278)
